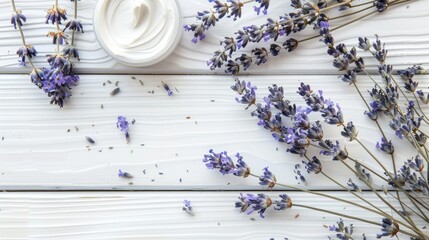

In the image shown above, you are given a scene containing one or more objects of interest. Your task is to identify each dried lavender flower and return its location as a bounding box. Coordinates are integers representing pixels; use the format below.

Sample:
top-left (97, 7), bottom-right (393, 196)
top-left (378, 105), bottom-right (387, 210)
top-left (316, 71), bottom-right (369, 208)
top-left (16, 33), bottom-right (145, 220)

top-left (274, 194), bottom-right (292, 211)
top-left (319, 140), bottom-right (348, 161)
top-left (182, 200), bottom-right (194, 216)
top-left (207, 50), bottom-right (227, 70)
top-left (47, 31), bottom-right (67, 45)
top-left (407, 155), bottom-right (424, 172)
top-left (202, 150), bottom-right (250, 177)
top-left (235, 193), bottom-right (272, 218)
top-left (358, 37), bottom-right (372, 51)
top-left (235, 54), bottom-right (252, 70)
top-left (118, 169), bottom-right (133, 178)
top-left (376, 218), bottom-right (399, 238)
top-left (117, 116), bottom-right (130, 143)
top-left (16, 45), bottom-right (37, 66)
top-left (161, 81), bottom-right (173, 96)
top-left (183, 23), bottom-right (206, 43)
top-left (341, 121), bottom-right (358, 140)
top-left (302, 156), bottom-right (322, 174)
top-left (259, 167), bottom-right (276, 189)
top-left (328, 219), bottom-right (354, 240)
top-left (63, 46), bottom-right (80, 60)
top-left (416, 90), bottom-right (429, 104)
top-left (45, 5), bottom-right (67, 24)
top-left (252, 48), bottom-right (268, 65)
top-left (254, 0), bottom-right (270, 15)
top-left (11, 10), bottom-right (26, 29)
top-left (320, 100), bottom-right (344, 125)
top-left (376, 137), bottom-right (394, 154)
top-left (64, 19), bottom-right (84, 33)
top-left (374, 0), bottom-right (389, 12)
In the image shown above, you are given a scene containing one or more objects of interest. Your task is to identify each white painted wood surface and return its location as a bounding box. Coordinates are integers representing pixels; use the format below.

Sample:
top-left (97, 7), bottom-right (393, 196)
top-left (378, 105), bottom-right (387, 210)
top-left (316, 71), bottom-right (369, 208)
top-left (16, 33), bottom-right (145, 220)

top-left (0, 191), bottom-right (427, 239)
top-left (0, 0), bottom-right (428, 239)
top-left (0, 0), bottom-right (428, 74)
top-left (0, 74), bottom-right (427, 190)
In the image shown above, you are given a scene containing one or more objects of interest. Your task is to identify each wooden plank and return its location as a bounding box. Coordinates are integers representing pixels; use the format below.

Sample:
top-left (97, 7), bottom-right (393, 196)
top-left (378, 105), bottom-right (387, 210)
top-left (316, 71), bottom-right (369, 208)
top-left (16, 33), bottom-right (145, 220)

top-left (0, 0), bottom-right (428, 74)
top-left (0, 74), bottom-right (426, 190)
top-left (0, 191), bottom-right (426, 239)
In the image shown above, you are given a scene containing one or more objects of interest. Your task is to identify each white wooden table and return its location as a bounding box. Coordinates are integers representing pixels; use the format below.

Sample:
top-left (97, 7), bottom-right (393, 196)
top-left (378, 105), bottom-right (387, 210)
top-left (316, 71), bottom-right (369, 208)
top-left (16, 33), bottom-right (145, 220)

top-left (0, 0), bottom-right (428, 239)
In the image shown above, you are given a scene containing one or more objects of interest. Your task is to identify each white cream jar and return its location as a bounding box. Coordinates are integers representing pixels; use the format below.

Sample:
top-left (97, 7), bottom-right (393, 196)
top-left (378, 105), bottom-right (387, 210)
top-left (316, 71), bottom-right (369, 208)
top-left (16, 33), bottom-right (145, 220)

top-left (93, 0), bottom-right (182, 67)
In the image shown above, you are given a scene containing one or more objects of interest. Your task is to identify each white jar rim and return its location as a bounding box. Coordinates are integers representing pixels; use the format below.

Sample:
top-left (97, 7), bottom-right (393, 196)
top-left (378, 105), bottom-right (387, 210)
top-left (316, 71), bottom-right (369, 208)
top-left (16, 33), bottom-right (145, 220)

top-left (93, 0), bottom-right (182, 67)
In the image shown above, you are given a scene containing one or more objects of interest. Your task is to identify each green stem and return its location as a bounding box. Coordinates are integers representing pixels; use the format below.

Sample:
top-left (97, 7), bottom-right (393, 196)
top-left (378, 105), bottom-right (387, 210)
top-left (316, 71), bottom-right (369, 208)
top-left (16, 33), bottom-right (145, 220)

top-left (347, 156), bottom-right (388, 182)
top-left (330, 5), bottom-right (373, 20)
top-left (338, 158), bottom-right (427, 237)
top-left (10, 0), bottom-right (37, 70)
top-left (356, 136), bottom-right (429, 223)
top-left (248, 172), bottom-right (416, 231)
top-left (293, 203), bottom-right (423, 239)
top-left (320, 170), bottom-right (393, 219)
top-left (54, 0), bottom-right (60, 54)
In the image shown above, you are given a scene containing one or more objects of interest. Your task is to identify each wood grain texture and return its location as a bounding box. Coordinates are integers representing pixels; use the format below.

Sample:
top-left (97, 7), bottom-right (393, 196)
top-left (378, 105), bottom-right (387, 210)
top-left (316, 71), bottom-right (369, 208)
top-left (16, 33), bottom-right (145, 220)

top-left (0, 74), bottom-right (427, 190)
top-left (0, 191), bottom-right (427, 239)
top-left (0, 0), bottom-right (428, 74)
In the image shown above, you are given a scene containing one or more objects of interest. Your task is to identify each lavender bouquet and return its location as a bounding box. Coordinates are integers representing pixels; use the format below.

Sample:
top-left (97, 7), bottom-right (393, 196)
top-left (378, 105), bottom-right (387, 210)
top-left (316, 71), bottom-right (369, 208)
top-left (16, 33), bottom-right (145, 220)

top-left (10, 0), bottom-right (83, 107)
top-left (185, 0), bottom-right (429, 239)
top-left (185, 0), bottom-right (415, 74)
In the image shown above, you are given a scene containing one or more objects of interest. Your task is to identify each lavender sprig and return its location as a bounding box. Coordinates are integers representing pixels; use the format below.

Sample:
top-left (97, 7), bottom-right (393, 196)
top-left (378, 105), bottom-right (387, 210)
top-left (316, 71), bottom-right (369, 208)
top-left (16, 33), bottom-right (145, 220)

top-left (117, 116), bottom-right (130, 143)
top-left (184, 0), bottom-right (272, 43)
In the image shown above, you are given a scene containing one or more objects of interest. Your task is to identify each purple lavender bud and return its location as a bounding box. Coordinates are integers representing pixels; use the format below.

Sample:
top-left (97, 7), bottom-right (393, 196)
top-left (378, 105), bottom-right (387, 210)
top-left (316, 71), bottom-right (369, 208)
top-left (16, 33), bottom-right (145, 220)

top-left (274, 194), bottom-right (292, 210)
top-left (207, 50), bottom-right (227, 70)
top-left (45, 6), bottom-right (67, 24)
top-left (231, 78), bottom-right (247, 95)
top-left (117, 116), bottom-right (130, 143)
top-left (64, 19), bottom-right (84, 33)
top-left (302, 156), bottom-right (322, 174)
top-left (307, 121), bottom-right (324, 141)
top-left (118, 169), bottom-right (133, 178)
top-left (283, 38), bottom-right (299, 52)
top-left (319, 140), bottom-right (348, 161)
top-left (197, 10), bottom-right (217, 28)
top-left (340, 70), bottom-right (357, 84)
top-left (235, 54), bottom-right (252, 70)
top-left (374, 0), bottom-right (389, 12)
top-left (16, 45), bottom-right (37, 66)
top-left (320, 100), bottom-right (344, 125)
top-left (161, 81), bottom-right (173, 96)
top-left (184, 23), bottom-right (206, 43)
top-left (259, 167), bottom-right (276, 189)
top-left (227, 0), bottom-right (243, 20)
top-left (235, 29), bottom-right (250, 49)
top-left (407, 155), bottom-right (424, 172)
top-left (254, 0), bottom-right (270, 15)
top-left (46, 54), bottom-right (67, 69)
top-left (269, 44), bottom-right (281, 56)
top-left (376, 218), bottom-right (399, 238)
top-left (182, 200), bottom-right (194, 215)
top-left (251, 48), bottom-right (268, 65)
top-left (221, 37), bottom-right (237, 57)
top-left (290, 0), bottom-right (302, 8)
top-left (11, 10), bottom-right (26, 29)
top-left (225, 60), bottom-right (240, 74)
top-left (358, 37), bottom-right (372, 51)
top-left (47, 31), bottom-right (67, 45)
top-left (212, 0), bottom-right (229, 19)
top-left (333, 58), bottom-right (349, 71)
top-left (341, 121), bottom-right (358, 140)
top-left (235, 193), bottom-right (272, 218)
top-left (416, 90), bottom-right (429, 104)
top-left (63, 46), bottom-right (80, 60)
top-left (376, 137), bottom-right (394, 154)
